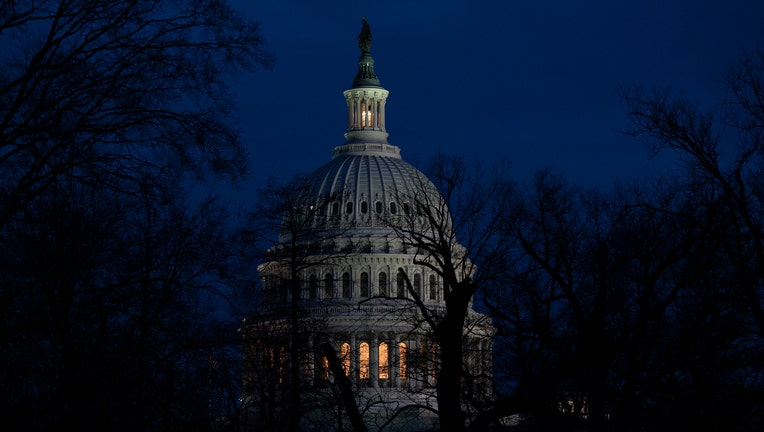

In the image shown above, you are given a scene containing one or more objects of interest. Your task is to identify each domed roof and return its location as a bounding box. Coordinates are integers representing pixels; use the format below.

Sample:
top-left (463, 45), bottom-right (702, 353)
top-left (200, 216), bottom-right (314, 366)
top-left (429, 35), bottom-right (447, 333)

top-left (302, 142), bottom-right (440, 232)
top-left (292, 19), bottom-right (446, 238)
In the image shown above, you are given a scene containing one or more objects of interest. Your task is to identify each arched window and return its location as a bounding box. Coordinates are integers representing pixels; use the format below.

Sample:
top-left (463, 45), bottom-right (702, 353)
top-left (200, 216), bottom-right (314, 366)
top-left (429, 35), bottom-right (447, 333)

top-left (359, 342), bottom-right (370, 379)
top-left (331, 201), bottom-right (339, 215)
top-left (294, 275), bottom-right (303, 300)
top-left (309, 274), bottom-right (318, 300)
top-left (378, 272), bottom-right (387, 296)
top-left (361, 101), bottom-right (371, 127)
top-left (324, 273), bottom-right (333, 298)
top-left (420, 342), bottom-right (438, 382)
top-left (399, 342), bottom-right (408, 380)
top-left (396, 269), bottom-right (406, 298)
top-left (342, 272), bottom-right (351, 298)
top-left (360, 272), bottom-right (369, 297)
top-left (375, 201), bottom-right (383, 214)
top-left (346, 202), bottom-right (353, 214)
top-left (361, 201), bottom-right (368, 214)
top-left (340, 342), bottom-right (350, 376)
top-left (403, 203), bottom-right (411, 215)
top-left (413, 274), bottom-right (421, 298)
top-left (269, 346), bottom-right (287, 383)
top-left (379, 342), bottom-right (389, 380)
top-left (390, 202), bottom-right (397, 214)
top-left (321, 356), bottom-right (329, 380)
top-left (429, 274), bottom-right (437, 300)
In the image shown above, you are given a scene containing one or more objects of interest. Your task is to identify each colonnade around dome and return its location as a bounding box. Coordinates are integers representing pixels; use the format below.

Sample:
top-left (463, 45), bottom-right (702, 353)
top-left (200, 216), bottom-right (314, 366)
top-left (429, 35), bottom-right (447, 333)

top-left (243, 19), bottom-right (495, 431)
top-left (244, 321), bottom-right (493, 392)
top-left (261, 253), bottom-right (449, 310)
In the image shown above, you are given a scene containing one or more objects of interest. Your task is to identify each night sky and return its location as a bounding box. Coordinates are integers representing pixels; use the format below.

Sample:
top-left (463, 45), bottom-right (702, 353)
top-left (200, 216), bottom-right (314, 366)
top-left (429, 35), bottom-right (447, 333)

top-left (222, 0), bottom-right (764, 204)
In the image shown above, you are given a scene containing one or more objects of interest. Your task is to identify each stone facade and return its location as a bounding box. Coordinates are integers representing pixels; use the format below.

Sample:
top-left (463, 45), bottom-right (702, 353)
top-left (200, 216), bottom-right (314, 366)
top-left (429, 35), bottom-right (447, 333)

top-left (242, 21), bottom-right (493, 432)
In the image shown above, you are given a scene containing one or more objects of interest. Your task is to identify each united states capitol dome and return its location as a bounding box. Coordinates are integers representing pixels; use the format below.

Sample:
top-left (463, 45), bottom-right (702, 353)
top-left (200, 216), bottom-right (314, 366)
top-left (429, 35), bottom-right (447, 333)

top-left (291, 22), bottom-right (447, 240)
top-left (247, 21), bottom-right (493, 432)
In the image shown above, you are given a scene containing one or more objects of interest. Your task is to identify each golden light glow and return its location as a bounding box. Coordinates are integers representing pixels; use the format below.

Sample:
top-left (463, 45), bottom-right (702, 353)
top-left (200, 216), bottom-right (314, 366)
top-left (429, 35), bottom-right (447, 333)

top-left (379, 342), bottom-right (389, 379)
top-left (399, 342), bottom-right (407, 380)
top-left (341, 342), bottom-right (351, 376)
top-left (359, 342), bottom-right (370, 379)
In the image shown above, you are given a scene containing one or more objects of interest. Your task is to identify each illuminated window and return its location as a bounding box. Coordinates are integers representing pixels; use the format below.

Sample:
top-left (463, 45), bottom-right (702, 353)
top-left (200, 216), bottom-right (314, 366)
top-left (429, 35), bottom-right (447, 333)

top-left (413, 274), bottom-right (421, 298)
top-left (321, 356), bottom-right (329, 380)
top-left (419, 343), bottom-right (438, 382)
top-left (379, 342), bottom-right (389, 379)
top-left (399, 342), bottom-right (408, 380)
top-left (360, 272), bottom-right (369, 297)
top-left (340, 342), bottom-right (350, 376)
top-left (269, 346), bottom-right (287, 383)
top-left (378, 272), bottom-right (387, 296)
top-left (359, 342), bottom-right (370, 379)
top-left (324, 273), bottom-right (333, 298)
top-left (303, 353), bottom-right (312, 379)
top-left (429, 275), bottom-right (437, 300)
top-left (361, 101), bottom-right (372, 127)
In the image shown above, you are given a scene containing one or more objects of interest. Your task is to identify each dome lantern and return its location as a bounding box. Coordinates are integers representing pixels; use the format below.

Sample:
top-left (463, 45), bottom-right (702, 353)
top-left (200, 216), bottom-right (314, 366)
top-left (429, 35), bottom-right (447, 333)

top-left (341, 18), bottom-right (392, 148)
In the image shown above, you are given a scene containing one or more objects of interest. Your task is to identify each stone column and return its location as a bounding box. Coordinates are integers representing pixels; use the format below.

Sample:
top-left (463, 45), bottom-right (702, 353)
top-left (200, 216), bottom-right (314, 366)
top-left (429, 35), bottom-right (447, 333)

top-left (392, 334), bottom-right (400, 387)
top-left (350, 334), bottom-right (357, 383)
top-left (307, 336), bottom-right (315, 383)
top-left (371, 334), bottom-right (379, 388)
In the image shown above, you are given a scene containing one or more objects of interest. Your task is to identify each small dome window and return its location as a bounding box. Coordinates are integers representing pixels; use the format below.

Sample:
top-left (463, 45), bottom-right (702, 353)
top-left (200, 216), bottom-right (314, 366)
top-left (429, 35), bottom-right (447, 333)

top-left (403, 203), bottom-right (411, 215)
top-left (390, 202), bottom-right (397, 214)
top-left (375, 201), bottom-right (383, 214)
top-left (361, 201), bottom-right (368, 214)
top-left (360, 272), bottom-right (370, 297)
top-left (331, 202), bottom-right (339, 215)
top-left (342, 272), bottom-right (351, 298)
top-left (346, 202), bottom-right (353, 214)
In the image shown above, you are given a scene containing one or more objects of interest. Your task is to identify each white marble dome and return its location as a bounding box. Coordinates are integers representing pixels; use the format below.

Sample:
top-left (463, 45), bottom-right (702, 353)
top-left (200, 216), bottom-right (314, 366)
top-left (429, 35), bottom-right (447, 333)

top-left (244, 20), bottom-right (492, 432)
top-left (301, 142), bottom-right (442, 229)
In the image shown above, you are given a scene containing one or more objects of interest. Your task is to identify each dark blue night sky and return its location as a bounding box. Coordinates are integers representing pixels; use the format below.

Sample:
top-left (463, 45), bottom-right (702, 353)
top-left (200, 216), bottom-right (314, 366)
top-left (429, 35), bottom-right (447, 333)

top-left (223, 0), bottom-right (764, 203)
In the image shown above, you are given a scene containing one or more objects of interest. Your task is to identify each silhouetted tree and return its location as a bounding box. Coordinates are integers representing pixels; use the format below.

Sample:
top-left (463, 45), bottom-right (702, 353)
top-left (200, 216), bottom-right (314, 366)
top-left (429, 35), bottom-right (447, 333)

top-left (0, 179), bottom-right (242, 431)
top-left (620, 49), bottom-right (764, 430)
top-left (0, 0), bottom-right (273, 230)
top-left (0, 1), bottom-right (273, 430)
top-left (237, 174), bottom-right (357, 432)
top-left (385, 154), bottom-right (515, 432)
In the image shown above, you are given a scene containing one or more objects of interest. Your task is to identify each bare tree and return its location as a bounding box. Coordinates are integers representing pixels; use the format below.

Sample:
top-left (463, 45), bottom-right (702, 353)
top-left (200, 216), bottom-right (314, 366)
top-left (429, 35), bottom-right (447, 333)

top-left (237, 174), bottom-right (360, 432)
top-left (0, 178), bottom-right (243, 431)
top-left (382, 154), bottom-right (515, 432)
top-left (619, 49), bottom-right (764, 430)
top-left (0, 0), bottom-right (273, 229)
